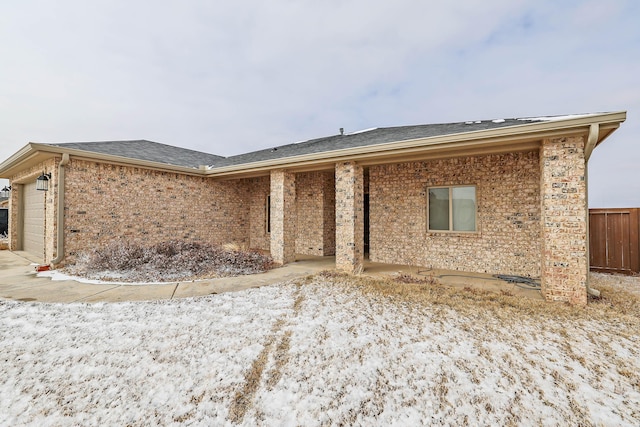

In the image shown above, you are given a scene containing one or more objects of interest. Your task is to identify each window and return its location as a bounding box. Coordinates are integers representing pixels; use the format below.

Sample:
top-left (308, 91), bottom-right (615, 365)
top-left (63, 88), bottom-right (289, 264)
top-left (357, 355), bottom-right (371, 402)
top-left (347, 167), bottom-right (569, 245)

top-left (428, 185), bottom-right (476, 232)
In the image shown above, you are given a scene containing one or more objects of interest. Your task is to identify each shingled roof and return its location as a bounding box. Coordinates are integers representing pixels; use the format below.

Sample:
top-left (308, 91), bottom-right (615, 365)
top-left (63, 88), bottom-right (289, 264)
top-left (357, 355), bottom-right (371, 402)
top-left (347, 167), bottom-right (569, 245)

top-left (207, 117), bottom-right (553, 169)
top-left (6, 112), bottom-right (604, 176)
top-left (43, 140), bottom-right (224, 169)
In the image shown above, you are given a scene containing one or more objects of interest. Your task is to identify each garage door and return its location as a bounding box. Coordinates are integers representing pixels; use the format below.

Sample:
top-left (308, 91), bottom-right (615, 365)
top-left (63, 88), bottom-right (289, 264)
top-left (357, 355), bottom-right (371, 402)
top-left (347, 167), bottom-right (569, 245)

top-left (23, 181), bottom-right (45, 262)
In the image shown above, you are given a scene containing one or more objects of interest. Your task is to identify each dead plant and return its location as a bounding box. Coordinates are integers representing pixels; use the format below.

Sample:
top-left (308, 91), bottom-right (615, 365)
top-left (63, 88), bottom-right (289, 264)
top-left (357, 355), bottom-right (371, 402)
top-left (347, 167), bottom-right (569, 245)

top-left (64, 240), bottom-right (274, 282)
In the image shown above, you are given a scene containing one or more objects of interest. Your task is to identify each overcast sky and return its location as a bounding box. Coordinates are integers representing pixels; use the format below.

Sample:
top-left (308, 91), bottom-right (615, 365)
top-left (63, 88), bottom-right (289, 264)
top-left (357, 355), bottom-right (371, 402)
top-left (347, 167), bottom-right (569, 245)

top-left (1, 0), bottom-right (638, 207)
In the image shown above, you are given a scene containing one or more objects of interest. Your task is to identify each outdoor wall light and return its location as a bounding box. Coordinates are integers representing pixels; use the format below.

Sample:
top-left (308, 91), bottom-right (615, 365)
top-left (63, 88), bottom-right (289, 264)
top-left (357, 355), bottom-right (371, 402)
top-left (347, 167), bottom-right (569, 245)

top-left (36, 173), bottom-right (51, 191)
top-left (0, 185), bottom-right (10, 198)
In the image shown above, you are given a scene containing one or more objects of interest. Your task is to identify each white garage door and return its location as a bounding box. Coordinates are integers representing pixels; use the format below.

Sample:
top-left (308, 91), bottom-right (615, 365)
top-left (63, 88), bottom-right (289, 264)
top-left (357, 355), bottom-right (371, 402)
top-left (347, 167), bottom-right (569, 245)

top-left (23, 181), bottom-right (45, 262)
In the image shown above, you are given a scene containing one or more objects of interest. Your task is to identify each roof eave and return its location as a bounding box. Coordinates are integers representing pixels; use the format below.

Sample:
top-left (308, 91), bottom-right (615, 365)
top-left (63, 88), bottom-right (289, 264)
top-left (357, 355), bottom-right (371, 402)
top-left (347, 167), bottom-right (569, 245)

top-left (0, 143), bottom-right (206, 178)
top-left (0, 143), bottom-right (48, 178)
top-left (0, 111), bottom-right (626, 180)
top-left (205, 111), bottom-right (627, 178)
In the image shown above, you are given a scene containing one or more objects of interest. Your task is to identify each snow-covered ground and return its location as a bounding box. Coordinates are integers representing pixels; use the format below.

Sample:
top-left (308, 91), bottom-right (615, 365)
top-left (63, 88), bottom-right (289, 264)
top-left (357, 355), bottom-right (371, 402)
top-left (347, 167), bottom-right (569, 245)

top-left (1, 276), bottom-right (639, 426)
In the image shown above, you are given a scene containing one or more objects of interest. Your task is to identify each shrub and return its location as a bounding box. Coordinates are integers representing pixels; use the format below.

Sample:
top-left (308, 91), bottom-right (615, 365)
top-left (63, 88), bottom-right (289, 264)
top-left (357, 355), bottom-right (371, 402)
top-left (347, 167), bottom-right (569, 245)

top-left (66, 240), bottom-right (274, 282)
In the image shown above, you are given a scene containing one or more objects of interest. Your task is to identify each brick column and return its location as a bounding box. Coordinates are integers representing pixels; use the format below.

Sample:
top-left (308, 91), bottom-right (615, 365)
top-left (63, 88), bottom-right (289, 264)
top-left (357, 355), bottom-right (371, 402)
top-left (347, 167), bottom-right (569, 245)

top-left (335, 162), bottom-right (364, 273)
top-left (270, 170), bottom-right (296, 265)
top-left (540, 136), bottom-right (588, 305)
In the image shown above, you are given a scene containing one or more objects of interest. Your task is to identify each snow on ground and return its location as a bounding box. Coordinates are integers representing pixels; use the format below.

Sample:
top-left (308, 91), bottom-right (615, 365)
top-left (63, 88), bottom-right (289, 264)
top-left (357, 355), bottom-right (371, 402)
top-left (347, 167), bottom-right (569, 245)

top-left (1, 276), bottom-right (639, 426)
top-left (37, 269), bottom-right (180, 286)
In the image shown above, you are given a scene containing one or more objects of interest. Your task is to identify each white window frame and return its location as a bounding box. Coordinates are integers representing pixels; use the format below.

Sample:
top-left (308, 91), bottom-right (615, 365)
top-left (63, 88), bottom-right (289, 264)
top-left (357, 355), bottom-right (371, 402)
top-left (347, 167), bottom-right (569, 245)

top-left (427, 185), bottom-right (477, 233)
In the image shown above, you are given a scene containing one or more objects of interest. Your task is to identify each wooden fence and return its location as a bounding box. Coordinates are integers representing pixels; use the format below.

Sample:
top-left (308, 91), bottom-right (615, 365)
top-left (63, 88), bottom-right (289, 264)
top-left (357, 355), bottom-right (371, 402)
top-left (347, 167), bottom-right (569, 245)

top-left (589, 208), bottom-right (640, 274)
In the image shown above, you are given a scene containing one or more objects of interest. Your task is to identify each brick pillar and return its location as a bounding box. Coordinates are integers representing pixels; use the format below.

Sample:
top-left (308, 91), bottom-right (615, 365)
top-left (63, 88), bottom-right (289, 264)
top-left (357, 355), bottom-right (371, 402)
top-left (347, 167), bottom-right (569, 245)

top-left (540, 136), bottom-right (588, 305)
top-left (335, 162), bottom-right (364, 273)
top-left (270, 170), bottom-right (296, 265)
top-left (8, 183), bottom-right (19, 251)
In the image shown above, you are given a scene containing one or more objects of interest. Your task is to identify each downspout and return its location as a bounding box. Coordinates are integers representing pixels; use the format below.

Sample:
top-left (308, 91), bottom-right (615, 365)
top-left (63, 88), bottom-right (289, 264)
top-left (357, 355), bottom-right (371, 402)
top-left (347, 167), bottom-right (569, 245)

top-left (585, 124), bottom-right (600, 298)
top-left (50, 153), bottom-right (69, 267)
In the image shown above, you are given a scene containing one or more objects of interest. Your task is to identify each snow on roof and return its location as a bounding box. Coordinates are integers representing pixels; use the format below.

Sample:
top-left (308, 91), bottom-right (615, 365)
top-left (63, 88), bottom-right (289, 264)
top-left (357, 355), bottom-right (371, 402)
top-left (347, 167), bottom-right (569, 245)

top-left (518, 113), bottom-right (600, 122)
top-left (348, 127), bottom-right (378, 135)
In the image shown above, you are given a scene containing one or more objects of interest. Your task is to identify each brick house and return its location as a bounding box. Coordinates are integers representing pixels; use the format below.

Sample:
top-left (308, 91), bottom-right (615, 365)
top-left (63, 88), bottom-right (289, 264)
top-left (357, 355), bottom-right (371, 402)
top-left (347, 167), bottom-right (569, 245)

top-left (0, 112), bottom-right (627, 304)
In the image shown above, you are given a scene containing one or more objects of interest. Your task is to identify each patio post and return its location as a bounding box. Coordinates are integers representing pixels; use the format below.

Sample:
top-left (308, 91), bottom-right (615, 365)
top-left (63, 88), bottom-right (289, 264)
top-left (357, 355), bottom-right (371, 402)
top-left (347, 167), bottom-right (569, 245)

top-left (335, 161), bottom-right (364, 274)
top-left (270, 169), bottom-right (296, 265)
top-left (540, 135), bottom-right (588, 305)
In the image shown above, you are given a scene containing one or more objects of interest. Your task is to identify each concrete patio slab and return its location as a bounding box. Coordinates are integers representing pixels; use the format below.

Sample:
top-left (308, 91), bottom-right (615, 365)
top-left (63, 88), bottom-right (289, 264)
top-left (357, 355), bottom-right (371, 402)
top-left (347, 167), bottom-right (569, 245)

top-left (0, 251), bottom-right (335, 303)
top-left (0, 250), bottom-right (542, 303)
top-left (172, 257), bottom-right (331, 299)
top-left (1, 279), bottom-right (123, 303)
top-left (362, 261), bottom-right (543, 300)
top-left (79, 284), bottom-right (178, 303)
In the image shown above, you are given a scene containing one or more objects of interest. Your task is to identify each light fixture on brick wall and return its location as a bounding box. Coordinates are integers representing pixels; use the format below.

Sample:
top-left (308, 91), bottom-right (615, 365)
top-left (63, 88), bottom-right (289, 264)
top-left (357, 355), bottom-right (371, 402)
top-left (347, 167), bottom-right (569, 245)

top-left (36, 173), bottom-right (51, 191)
top-left (0, 185), bottom-right (10, 198)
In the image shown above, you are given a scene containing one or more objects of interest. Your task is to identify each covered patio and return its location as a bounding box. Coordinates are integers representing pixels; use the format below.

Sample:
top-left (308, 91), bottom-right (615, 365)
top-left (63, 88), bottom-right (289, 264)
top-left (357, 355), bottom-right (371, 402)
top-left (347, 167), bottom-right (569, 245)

top-left (294, 254), bottom-right (543, 300)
